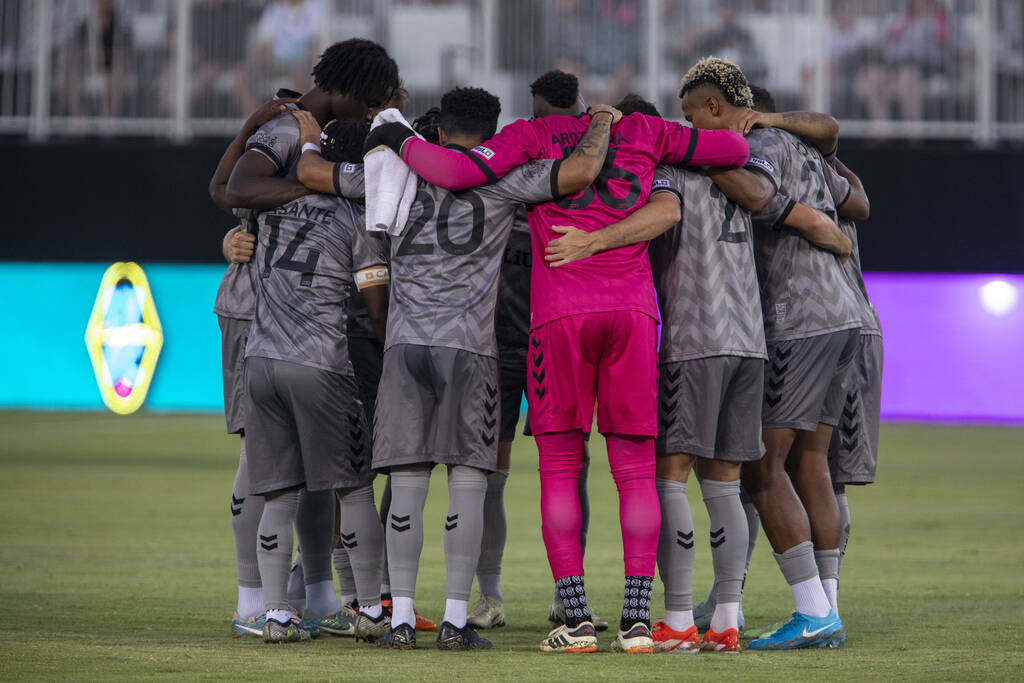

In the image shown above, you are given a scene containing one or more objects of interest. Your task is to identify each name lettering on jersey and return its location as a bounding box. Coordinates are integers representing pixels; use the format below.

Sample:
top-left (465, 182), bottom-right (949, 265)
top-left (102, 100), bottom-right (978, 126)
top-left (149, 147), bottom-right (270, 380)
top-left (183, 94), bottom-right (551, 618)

top-left (270, 202), bottom-right (336, 224)
top-left (355, 265), bottom-right (390, 289)
top-left (747, 156), bottom-right (775, 175)
top-left (471, 145), bottom-right (495, 160)
top-left (551, 131), bottom-right (630, 150)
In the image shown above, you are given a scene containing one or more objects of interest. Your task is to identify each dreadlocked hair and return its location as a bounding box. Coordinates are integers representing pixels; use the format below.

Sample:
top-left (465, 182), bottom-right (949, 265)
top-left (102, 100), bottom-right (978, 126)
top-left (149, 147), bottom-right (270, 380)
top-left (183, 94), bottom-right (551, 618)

top-left (320, 119), bottom-right (369, 164)
top-left (615, 93), bottom-right (661, 117)
top-left (749, 84), bottom-right (777, 114)
top-left (440, 87), bottom-right (501, 141)
top-left (530, 70), bottom-right (579, 109)
top-left (678, 56), bottom-right (753, 108)
top-left (312, 38), bottom-right (399, 107)
top-left (412, 106), bottom-right (442, 145)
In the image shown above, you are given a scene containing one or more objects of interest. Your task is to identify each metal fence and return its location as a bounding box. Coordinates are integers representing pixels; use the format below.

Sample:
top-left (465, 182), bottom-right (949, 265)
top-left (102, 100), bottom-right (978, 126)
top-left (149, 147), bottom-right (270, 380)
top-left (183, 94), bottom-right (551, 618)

top-left (1, 0), bottom-right (1021, 142)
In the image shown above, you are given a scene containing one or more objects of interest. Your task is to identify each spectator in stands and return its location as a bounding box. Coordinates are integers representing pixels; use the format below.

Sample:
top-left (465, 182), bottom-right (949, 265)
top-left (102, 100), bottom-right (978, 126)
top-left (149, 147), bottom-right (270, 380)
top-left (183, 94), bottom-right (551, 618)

top-left (995, 0), bottom-right (1024, 122)
top-left (188, 0), bottom-right (260, 118)
top-left (57, 0), bottom-right (131, 118)
top-left (240, 0), bottom-right (323, 114)
top-left (666, 0), bottom-right (767, 90)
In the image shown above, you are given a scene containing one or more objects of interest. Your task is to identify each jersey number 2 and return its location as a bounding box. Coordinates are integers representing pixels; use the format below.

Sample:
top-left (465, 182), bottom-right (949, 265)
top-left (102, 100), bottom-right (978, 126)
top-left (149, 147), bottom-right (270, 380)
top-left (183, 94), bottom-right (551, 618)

top-left (396, 189), bottom-right (486, 256)
top-left (709, 184), bottom-right (747, 243)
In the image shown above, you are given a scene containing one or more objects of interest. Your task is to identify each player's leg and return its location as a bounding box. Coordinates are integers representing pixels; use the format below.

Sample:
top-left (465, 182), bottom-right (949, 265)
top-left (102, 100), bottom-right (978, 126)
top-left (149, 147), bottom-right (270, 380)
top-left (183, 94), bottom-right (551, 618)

top-left (441, 465), bottom-right (489, 638)
top-left (336, 483), bottom-right (389, 641)
top-left (382, 464), bottom-right (431, 647)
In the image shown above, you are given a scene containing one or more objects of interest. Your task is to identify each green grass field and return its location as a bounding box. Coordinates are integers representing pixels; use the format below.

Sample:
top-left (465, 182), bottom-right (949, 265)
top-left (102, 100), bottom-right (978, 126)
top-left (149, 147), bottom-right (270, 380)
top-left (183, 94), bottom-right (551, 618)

top-left (1, 412), bottom-right (1022, 681)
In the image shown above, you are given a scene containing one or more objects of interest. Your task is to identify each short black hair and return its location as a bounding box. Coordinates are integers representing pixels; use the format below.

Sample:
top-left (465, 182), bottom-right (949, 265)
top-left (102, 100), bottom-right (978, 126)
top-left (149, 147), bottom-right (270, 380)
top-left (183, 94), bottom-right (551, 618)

top-left (749, 84), bottom-right (777, 114)
top-left (412, 106), bottom-right (441, 145)
top-left (312, 38), bottom-right (399, 108)
top-left (439, 87), bottom-right (501, 140)
top-left (615, 93), bottom-right (661, 117)
top-left (320, 119), bottom-right (369, 164)
top-left (678, 56), bottom-right (753, 108)
top-left (530, 70), bottom-right (579, 109)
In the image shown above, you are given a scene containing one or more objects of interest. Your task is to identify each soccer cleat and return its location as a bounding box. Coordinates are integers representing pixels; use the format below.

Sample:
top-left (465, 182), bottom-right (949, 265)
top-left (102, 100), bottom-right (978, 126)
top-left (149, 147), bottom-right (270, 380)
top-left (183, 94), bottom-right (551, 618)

top-left (436, 621), bottom-right (493, 651)
top-left (354, 611), bottom-right (391, 643)
top-left (262, 616), bottom-right (312, 643)
top-left (700, 626), bottom-right (741, 653)
top-left (231, 612), bottom-right (266, 638)
top-left (300, 606), bottom-right (358, 637)
top-left (611, 622), bottom-right (654, 654)
top-left (539, 621), bottom-right (598, 653)
top-left (415, 609), bottom-right (438, 631)
top-left (548, 599), bottom-right (608, 632)
top-left (467, 595), bottom-right (506, 629)
top-left (693, 600), bottom-right (745, 632)
top-left (747, 610), bottom-right (844, 650)
top-left (376, 622), bottom-right (416, 650)
top-left (651, 621), bottom-right (700, 654)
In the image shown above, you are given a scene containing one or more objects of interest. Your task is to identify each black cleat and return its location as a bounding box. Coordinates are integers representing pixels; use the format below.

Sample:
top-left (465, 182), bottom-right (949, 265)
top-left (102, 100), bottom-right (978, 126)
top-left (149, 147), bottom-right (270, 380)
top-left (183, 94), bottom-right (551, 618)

top-left (376, 622), bottom-right (416, 650)
top-left (436, 621), bottom-right (493, 651)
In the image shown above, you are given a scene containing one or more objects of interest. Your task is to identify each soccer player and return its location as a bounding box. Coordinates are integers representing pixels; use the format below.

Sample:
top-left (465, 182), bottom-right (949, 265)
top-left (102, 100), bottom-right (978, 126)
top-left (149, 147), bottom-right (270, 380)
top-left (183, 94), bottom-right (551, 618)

top-left (368, 86), bottom-right (614, 651)
top-left (365, 80), bottom-right (750, 655)
top-left (678, 57), bottom-right (863, 650)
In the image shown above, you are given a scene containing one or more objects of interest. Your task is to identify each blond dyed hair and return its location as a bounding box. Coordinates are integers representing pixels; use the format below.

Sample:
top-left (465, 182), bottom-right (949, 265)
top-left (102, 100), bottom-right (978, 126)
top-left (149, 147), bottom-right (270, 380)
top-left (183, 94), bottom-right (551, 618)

top-left (678, 56), bottom-right (753, 108)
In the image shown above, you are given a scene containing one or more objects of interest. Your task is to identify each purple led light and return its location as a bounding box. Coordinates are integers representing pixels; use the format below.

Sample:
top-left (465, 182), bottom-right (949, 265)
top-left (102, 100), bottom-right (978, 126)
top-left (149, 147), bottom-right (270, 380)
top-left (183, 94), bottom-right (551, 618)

top-left (864, 273), bottom-right (1024, 424)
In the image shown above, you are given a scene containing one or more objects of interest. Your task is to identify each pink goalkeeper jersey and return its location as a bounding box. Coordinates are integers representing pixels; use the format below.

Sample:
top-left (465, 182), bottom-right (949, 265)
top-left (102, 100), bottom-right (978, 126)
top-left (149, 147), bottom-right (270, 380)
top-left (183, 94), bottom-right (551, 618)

top-left (401, 113), bottom-right (750, 329)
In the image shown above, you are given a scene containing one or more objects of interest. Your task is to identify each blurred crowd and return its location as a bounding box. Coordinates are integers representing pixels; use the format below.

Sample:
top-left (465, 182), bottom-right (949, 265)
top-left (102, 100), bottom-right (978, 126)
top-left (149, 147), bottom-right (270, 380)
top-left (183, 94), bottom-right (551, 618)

top-left (0, 0), bottom-right (1021, 131)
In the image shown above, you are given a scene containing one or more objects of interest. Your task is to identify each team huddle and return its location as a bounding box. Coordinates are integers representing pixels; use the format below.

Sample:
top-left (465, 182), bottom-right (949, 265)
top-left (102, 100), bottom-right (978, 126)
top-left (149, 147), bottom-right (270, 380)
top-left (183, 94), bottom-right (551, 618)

top-left (209, 37), bottom-right (881, 654)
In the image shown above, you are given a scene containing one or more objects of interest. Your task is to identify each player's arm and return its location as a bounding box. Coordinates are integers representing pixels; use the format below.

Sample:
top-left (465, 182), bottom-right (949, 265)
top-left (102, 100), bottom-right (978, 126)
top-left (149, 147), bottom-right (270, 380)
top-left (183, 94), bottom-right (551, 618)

top-left (553, 107), bottom-right (616, 195)
top-left (766, 193), bottom-right (852, 260)
top-left (734, 109), bottom-right (840, 157)
top-left (209, 98), bottom-right (306, 212)
top-left (290, 110), bottom-right (365, 199)
top-left (658, 120), bottom-right (750, 168)
top-left (544, 191), bottom-right (681, 267)
top-left (355, 264), bottom-right (390, 344)
top-left (222, 225), bottom-right (255, 264)
top-left (704, 167), bottom-right (774, 212)
top-left (833, 158), bottom-right (870, 221)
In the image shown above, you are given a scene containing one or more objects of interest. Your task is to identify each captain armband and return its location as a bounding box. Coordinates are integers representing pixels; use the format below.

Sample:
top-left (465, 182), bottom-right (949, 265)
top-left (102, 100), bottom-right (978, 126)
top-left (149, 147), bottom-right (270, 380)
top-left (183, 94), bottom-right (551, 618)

top-left (355, 265), bottom-right (390, 289)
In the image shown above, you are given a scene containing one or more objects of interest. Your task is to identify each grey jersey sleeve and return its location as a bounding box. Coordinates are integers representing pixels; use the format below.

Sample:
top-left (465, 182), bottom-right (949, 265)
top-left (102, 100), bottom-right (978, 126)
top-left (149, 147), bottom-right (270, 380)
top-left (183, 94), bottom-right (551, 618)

top-left (746, 130), bottom-right (793, 228)
top-left (245, 113), bottom-right (301, 172)
top-left (482, 159), bottom-right (562, 205)
top-left (333, 162), bottom-right (365, 199)
top-left (352, 226), bottom-right (389, 290)
top-left (651, 164), bottom-right (683, 202)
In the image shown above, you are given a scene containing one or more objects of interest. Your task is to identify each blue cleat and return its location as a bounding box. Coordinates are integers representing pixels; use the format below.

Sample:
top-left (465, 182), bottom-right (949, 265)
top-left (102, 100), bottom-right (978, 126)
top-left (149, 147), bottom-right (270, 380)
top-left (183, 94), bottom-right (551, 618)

top-left (231, 612), bottom-right (267, 638)
top-left (746, 610), bottom-right (844, 650)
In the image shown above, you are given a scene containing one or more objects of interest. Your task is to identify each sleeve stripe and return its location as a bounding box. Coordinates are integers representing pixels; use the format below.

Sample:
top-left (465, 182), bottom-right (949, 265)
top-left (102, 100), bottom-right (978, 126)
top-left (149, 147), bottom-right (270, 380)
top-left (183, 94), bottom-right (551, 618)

top-left (652, 186), bottom-right (682, 203)
top-left (549, 158), bottom-right (563, 200)
top-left (838, 183), bottom-right (852, 212)
top-left (745, 162), bottom-right (778, 192)
top-left (678, 126), bottom-right (699, 166)
top-left (772, 198), bottom-right (797, 231)
top-left (247, 143), bottom-right (282, 170)
top-left (332, 163), bottom-right (342, 197)
top-left (460, 148), bottom-right (500, 184)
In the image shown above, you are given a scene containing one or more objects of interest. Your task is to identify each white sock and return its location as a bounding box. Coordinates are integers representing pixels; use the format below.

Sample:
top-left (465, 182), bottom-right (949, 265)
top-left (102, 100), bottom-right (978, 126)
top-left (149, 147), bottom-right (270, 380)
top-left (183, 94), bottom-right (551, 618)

top-left (444, 598), bottom-right (468, 629)
top-left (304, 579), bottom-right (341, 617)
top-left (477, 573), bottom-right (502, 601)
top-left (237, 586), bottom-right (265, 619)
top-left (266, 608), bottom-right (292, 625)
top-left (822, 578), bottom-right (838, 611)
top-left (791, 576), bottom-right (832, 618)
top-left (360, 602), bottom-right (383, 619)
top-left (664, 609), bottom-right (694, 632)
top-left (709, 601), bottom-right (739, 633)
top-left (341, 593), bottom-right (357, 609)
top-left (392, 596), bottom-right (415, 629)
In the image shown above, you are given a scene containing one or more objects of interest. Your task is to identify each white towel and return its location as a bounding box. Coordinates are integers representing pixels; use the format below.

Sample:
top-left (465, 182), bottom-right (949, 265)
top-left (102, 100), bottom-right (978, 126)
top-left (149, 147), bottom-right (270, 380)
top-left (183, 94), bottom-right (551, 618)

top-left (364, 108), bottom-right (421, 237)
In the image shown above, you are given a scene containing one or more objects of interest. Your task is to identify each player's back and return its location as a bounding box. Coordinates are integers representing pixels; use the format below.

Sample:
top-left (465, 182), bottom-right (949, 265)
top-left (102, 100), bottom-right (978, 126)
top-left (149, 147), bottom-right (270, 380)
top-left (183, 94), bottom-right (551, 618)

top-left (837, 217), bottom-right (881, 334)
top-left (649, 165), bottom-right (766, 363)
top-left (247, 193), bottom-right (379, 375)
top-left (746, 127), bottom-right (862, 342)
top-left (495, 210), bottom-right (532, 351)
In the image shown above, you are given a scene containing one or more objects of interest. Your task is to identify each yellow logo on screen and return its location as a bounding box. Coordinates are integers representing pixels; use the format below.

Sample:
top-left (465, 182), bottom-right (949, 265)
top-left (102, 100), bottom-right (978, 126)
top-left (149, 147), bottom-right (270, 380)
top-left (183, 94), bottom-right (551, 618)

top-left (84, 262), bottom-right (163, 415)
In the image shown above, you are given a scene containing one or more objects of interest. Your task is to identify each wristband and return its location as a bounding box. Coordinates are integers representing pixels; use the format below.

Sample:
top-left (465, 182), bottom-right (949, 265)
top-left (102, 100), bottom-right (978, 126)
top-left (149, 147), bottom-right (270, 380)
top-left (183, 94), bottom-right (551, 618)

top-left (363, 121), bottom-right (416, 156)
top-left (301, 142), bottom-right (321, 154)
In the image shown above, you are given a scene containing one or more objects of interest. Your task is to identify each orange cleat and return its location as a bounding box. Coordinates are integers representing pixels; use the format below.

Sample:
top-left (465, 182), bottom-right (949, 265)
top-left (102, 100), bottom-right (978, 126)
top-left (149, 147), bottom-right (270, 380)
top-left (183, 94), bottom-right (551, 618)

top-left (651, 621), bottom-right (700, 654)
top-left (700, 626), bottom-right (741, 653)
top-left (414, 609), bottom-right (437, 631)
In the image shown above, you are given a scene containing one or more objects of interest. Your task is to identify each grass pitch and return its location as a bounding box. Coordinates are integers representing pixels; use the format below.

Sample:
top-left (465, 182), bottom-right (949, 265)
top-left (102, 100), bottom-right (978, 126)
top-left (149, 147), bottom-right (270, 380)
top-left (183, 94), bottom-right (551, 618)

top-left (0, 411), bottom-right (1022, 681)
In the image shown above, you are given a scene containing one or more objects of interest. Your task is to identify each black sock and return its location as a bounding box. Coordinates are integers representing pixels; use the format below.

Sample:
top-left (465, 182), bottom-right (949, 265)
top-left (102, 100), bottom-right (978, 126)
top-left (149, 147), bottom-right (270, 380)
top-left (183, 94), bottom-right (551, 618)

top-left (621, 576), bottom-right (653, 631)
top-left (555, 575), bottom-right (592, 628)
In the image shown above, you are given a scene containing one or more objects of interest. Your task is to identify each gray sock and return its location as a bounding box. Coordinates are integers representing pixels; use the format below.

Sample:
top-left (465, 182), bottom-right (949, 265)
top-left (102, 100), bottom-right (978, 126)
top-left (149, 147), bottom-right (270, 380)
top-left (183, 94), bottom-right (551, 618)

top-left (836, 490), bottom-right (850, 577)
top-left (231, 437), bottom-right (264, 589)
top-left (701, 479), bottom-right (748, 604)
top-left (296, 489), bottom-right (335, 586)
top-left (476, 469), bottom-right (509, 600)
top-left (445, 465), bottom-right (487, 601)
top-left (740, 485), bottom-right (760, 583)
top-left (332, 543), bottom-right (357, 604)
top-left (379, 475), bottom-right (393, 592)
top-left (773, 540), bottom-right (818, 586)
top-left (579, 454), bottom-right (591, 556)
top-left (258, 488), bottom-right (301, 612)
top-left (338, 485), bottom-right (385, 607)
top-left (814, 548), bottom-right (841, 584)
top-left (287, 550), bottom-right (305, 609)
top-left (386, 466), bottom-right (431, 599)
top-left (656, 478), bottom-right (694, 612)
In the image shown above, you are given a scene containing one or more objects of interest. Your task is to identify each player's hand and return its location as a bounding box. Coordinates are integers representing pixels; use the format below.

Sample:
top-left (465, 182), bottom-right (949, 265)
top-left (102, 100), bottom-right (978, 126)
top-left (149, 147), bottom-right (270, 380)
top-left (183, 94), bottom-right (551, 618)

top-left (242, 98), bottom-right (298, 138)
top-left (733, 108), bottom-right (772, 135)
top-left (836, 233), bottom-right (853, 263)
top-left (291, 109), bottom-right (323, 147)
top-left (545, 225), bottom-right (597, 267)
top-left (587, 104), bottom-right (623, 124)
top-left (225, 227), bottom-right (256, 264)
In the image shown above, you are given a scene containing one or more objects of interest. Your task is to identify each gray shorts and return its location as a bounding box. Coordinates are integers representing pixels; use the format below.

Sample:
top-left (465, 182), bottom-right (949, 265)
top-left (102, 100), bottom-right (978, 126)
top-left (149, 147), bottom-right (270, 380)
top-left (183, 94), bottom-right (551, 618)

top-left (218, 316), bottom-right (251, 435)
top-left (763, 328), bottom-right (860, 432)
top-left (244, 356), bottom-right (372, 495)
top-left (655, 356), bottom-right (765, 462)
top-left (498, 346), bottom-right (527, 442)
top-left (829, 334), bottom-right (883, 485)
top-left (373, 344), bottom-right (499, 472)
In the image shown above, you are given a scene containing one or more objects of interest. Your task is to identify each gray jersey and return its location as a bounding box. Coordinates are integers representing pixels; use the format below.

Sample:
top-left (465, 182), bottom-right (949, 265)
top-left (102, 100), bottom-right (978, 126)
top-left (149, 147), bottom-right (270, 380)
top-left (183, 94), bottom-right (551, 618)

top-left (745, 128), bottom-right (862, 342)
top-left (838, 218), bottom-right (881, 335)
top-left (213, 209), bottom-right (259, 320)
top-left (347, 232), bottom-right (390, 339)
top-left (245, 194), bottom-right (388, 375)
top-left (495, 208), bottom-right (532, 352)
top-left (649, 165), bottom-right (767, 362)
top-left (245, 106), bottom-right (302, 177)
top-left (386, 158), bottom-right (562, 358)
